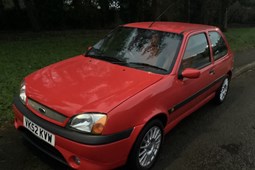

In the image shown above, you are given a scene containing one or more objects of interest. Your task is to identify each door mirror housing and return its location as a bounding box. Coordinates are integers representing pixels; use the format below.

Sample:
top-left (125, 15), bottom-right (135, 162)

top-left (181, 68), bottom-right (200, 79)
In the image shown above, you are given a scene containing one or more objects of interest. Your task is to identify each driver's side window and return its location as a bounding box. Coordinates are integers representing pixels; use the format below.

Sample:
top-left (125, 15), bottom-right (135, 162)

top-left (181, 33), bottom-right (211, 70)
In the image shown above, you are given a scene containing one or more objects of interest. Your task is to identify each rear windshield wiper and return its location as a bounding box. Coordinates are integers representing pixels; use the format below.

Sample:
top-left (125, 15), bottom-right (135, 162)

top-left (127, 62), bottom-right (168, 72)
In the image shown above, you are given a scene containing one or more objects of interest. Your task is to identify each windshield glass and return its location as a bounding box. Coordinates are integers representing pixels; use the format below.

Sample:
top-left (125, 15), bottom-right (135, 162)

top-left (86, 26), bottom-right (182, 74)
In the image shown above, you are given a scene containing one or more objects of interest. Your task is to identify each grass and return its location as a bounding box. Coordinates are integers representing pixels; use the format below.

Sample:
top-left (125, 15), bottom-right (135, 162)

top-left (225, 27), bottom-right (255, 51)
top-left (0, 30), bottom-right (108, 126)
top-left (0, 27), bottom-right (254, 126)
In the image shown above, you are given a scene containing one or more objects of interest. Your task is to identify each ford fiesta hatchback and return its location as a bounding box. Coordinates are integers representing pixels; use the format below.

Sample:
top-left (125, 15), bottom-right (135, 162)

top-left (13, 22), bottom-right (234, 170)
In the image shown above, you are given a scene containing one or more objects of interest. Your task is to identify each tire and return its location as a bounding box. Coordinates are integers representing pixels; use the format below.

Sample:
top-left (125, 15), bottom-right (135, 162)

top-left (128, 119), bottom-right (164, 170)
top-left (214, 76), bottom-right (230, 104)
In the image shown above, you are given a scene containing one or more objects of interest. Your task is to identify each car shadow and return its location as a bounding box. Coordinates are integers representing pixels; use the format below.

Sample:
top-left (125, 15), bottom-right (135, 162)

top-left (22, 138), bottom-right (71, 170)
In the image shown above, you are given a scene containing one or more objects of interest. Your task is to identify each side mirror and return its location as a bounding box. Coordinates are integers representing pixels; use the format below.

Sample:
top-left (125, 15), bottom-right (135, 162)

top-left (182, 68), bottom-right (200, 79)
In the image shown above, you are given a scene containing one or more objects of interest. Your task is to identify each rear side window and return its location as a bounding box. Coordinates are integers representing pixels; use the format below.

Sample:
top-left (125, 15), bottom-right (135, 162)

top-left (182, 33), bottom-right (210, 70)
top-left (209, 31), bottom-right (228, 60)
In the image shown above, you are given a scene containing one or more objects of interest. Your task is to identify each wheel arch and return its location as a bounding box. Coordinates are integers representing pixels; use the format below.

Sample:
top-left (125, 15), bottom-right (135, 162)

top-left (127, 113), bottom-right (167, 169)
top-left (147, 112), bottom-right (168, 128)
top-left (227, 70), bottom-right (232, 79)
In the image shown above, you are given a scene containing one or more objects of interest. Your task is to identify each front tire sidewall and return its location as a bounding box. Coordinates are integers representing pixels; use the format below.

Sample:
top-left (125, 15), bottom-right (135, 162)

top-left (215, 76), bottom-right (230, 104)
top-left (128, 120), bottom-right (164, 170)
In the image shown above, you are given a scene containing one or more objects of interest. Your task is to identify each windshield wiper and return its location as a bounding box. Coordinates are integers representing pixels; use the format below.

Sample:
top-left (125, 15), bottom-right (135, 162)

top-left (86, 47), bottom-right (126, 63)
top-left (87, 54), bottom-right (125, 63)
top-left (97, 55), bottom-right (125, 63)
top-left (127, 62), bottom-right (168, 72)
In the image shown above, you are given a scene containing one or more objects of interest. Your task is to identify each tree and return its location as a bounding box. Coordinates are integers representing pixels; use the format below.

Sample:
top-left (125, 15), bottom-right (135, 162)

top-left (0, 0), bottom-right (3, 14)
top-left (24, 0), bottom-right (40, 31)
top-left (152, 0), bottom-right (161, 20)
top-left (0, 0), bottom-right (3, 28)
top-left (98, 0), bottom-right (115, 27)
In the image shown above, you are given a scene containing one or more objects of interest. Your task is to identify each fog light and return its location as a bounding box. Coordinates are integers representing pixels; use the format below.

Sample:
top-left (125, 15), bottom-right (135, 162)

top-left (73, 156), bottom-right (80, 165)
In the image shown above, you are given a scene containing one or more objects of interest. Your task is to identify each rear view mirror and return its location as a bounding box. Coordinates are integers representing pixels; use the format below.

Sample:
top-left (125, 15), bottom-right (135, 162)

top-left (182, 68), bottom-right (200, 79)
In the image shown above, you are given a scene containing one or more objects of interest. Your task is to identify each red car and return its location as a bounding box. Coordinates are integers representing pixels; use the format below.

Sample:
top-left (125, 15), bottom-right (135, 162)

top-left (13, 22), bottom-right (233, 170)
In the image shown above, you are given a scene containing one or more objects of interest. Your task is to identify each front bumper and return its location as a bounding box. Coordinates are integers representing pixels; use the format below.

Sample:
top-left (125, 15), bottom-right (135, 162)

top-left (13, 97), bottom-right (143, 169)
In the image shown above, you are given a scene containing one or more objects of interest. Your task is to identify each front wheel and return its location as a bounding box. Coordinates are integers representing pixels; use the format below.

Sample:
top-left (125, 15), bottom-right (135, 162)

top-left (128, 120), bottom-right (164, 170)
top-left (214, 76), bottom-right (230, 104)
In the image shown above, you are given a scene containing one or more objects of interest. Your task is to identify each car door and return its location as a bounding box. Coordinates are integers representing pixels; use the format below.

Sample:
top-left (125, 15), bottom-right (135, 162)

top-left (208, 31), bottom-right (233, 80)
top-left (168, 32), bottom-right (216, 121)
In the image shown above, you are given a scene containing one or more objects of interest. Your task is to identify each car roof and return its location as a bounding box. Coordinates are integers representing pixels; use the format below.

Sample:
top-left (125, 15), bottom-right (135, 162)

top-left (123, 22), bottom-right (218, 34)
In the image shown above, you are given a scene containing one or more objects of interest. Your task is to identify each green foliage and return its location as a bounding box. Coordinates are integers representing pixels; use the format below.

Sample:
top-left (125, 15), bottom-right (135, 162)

top-left (225, 27), bottom-right (255, 51)
top-left (0, 0), bottom-right (254, 31)
top-left (0, 30), bottom-right (107, 125)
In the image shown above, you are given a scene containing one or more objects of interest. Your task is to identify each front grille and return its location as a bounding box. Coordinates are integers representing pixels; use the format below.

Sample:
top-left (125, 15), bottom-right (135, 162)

top-left (28, 98), bottom-right (67, 123)
top-left (20, 128), bottom-right (68, 166)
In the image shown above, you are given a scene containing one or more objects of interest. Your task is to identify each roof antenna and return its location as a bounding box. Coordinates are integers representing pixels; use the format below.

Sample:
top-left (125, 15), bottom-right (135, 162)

top-left (149, 0), bottom-right (181, 28)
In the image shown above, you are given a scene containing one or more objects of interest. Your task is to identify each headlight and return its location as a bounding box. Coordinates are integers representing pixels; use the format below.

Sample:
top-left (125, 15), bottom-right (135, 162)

top-left (69, 113), bottom-right (107, 135)
top-left (19, 81), bottom-right (26, 104)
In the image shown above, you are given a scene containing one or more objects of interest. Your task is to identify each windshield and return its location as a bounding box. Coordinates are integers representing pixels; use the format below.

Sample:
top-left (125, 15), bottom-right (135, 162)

top-left (86, 26), bottom-right (182, 74)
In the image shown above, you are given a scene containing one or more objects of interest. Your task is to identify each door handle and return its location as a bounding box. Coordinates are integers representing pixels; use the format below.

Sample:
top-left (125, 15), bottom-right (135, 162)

top-left (209, 69), bottom-right (215, 75)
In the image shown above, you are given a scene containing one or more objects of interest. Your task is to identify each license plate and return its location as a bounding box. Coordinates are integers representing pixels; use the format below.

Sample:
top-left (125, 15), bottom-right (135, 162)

top-left (23, 116), bottom-right (55, 146)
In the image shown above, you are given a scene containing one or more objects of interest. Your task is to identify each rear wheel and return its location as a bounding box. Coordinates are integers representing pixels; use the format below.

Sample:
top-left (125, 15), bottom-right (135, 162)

top-left (128, 119), bottom-right (164, 170)
top-left (214, 76), bottom-right (230, 104)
